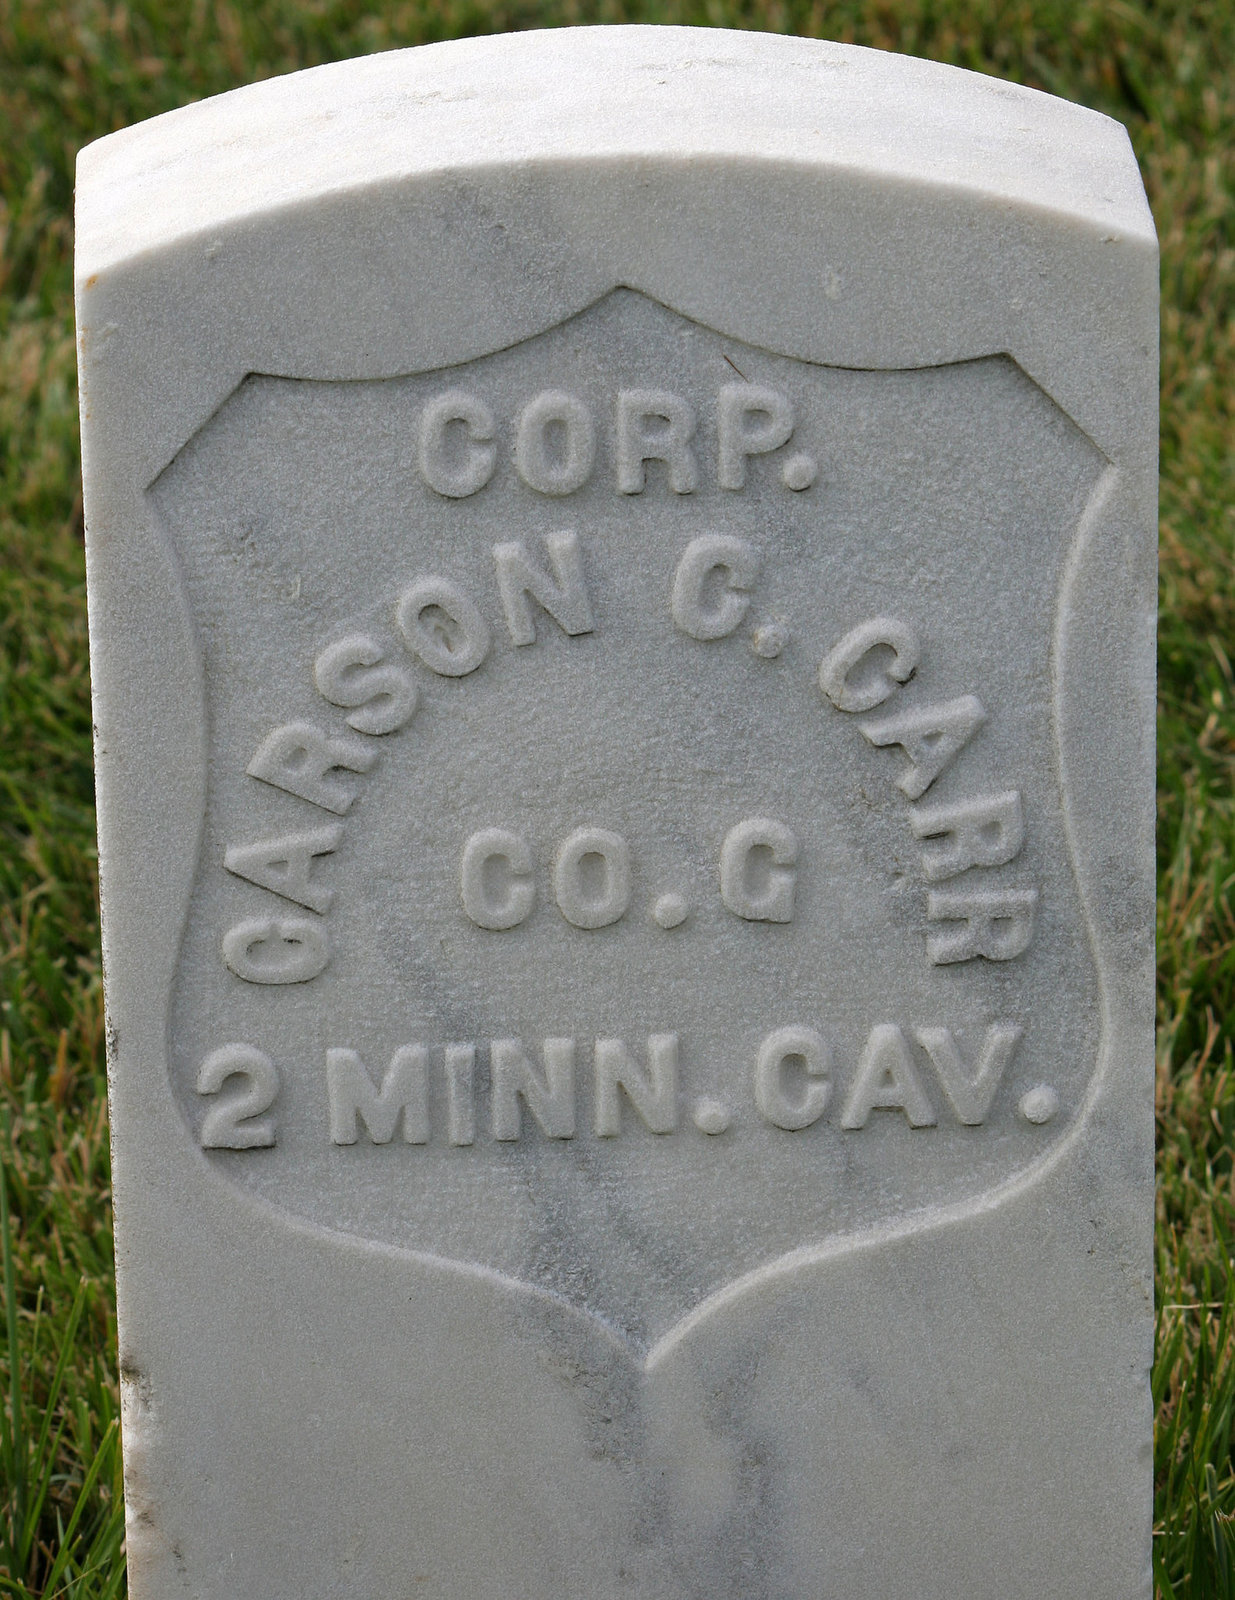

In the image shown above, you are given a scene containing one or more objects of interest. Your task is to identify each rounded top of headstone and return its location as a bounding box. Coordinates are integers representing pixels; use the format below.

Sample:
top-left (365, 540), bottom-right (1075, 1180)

top-left (76, 26), bottom-right (1154, 281)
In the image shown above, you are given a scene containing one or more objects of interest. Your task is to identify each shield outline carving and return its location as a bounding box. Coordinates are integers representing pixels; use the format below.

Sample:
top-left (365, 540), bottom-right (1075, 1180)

top-left (148, 286), bottom-right (1115, 1354)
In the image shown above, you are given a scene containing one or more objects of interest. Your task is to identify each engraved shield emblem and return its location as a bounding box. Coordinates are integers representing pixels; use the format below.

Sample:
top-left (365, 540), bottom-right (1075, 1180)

top-left (154, 289), bottom-right (1105, 1349)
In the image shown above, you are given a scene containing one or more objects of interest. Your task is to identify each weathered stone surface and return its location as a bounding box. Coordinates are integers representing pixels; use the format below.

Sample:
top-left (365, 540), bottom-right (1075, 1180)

top-left (77, 27), bottom-right (1157, 1599)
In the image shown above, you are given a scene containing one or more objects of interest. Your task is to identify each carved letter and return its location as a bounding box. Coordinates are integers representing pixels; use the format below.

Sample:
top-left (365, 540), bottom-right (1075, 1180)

top-left (461, 828), bottom-right (535, 930)
top-left (222, 917), bottom-right (328, 984)
top-left (755, 1026), bottom-right (830, 1130)
top-left (494, 530), bottom-right (594, 646)
top-left (224, 825), bottom-right (343, 914)
top-left (717, 384), bottom-right (794, 489)
top-left (819, 618), bottom-right (920, 713)
top-left (314, 634), bottom-right (419, 736)
top-left (909, 790), bottom-right (1024, 880)
top-left (915, 1024), bottom-right (1023, 1125)
top-left (594, 1035), bottom-right (678, 1136)
top-left (491, 1038), bottom-right (576, 1140)
top-left (197, 1044), bottom-right (278, 1150)
top-left (418, 390), bottom-right (496, 498)
top-left (671, 534), bottom-right (759, 641)
top-left (514, 391), bottom-right (595, 495)
top-left (395, 576), bottom-right (491, 677)
top-left (858, 695), bottom-right (987, 799)
top-left (720, 818), bottom-right (797, 922)
top-left (327, 1046), bottom-right (428, 1144)
top-left (840, 1024), bottom-right (936, 1129)
top-left (444, 1043), bottom-right (476, 1147)
top-left (553, 827), bottom-right (631, 929)
top-left (247, 722), bottom-right (375, 814)
top-left (616, 389), bottom-right (698, 494)
top-left (926, 889), bottom-right (1038, 964)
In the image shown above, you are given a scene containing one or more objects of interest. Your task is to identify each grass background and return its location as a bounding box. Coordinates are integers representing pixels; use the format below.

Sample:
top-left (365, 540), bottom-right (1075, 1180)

top-left (0, 0), bottom-right (1231, 1593)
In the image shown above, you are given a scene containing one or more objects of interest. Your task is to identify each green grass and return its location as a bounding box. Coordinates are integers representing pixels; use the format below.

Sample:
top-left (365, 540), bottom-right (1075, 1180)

top-left (0, 1), bottom-right (1232, 1593)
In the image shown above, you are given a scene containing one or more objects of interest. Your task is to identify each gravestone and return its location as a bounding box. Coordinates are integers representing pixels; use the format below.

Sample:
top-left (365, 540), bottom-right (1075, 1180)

top-left (76, 27), bottom-right (1158, 1600)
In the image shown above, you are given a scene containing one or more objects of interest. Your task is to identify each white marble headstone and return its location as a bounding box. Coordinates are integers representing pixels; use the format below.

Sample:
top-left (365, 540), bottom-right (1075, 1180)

top-left (77, 28), bottom-right (1158, 1599)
